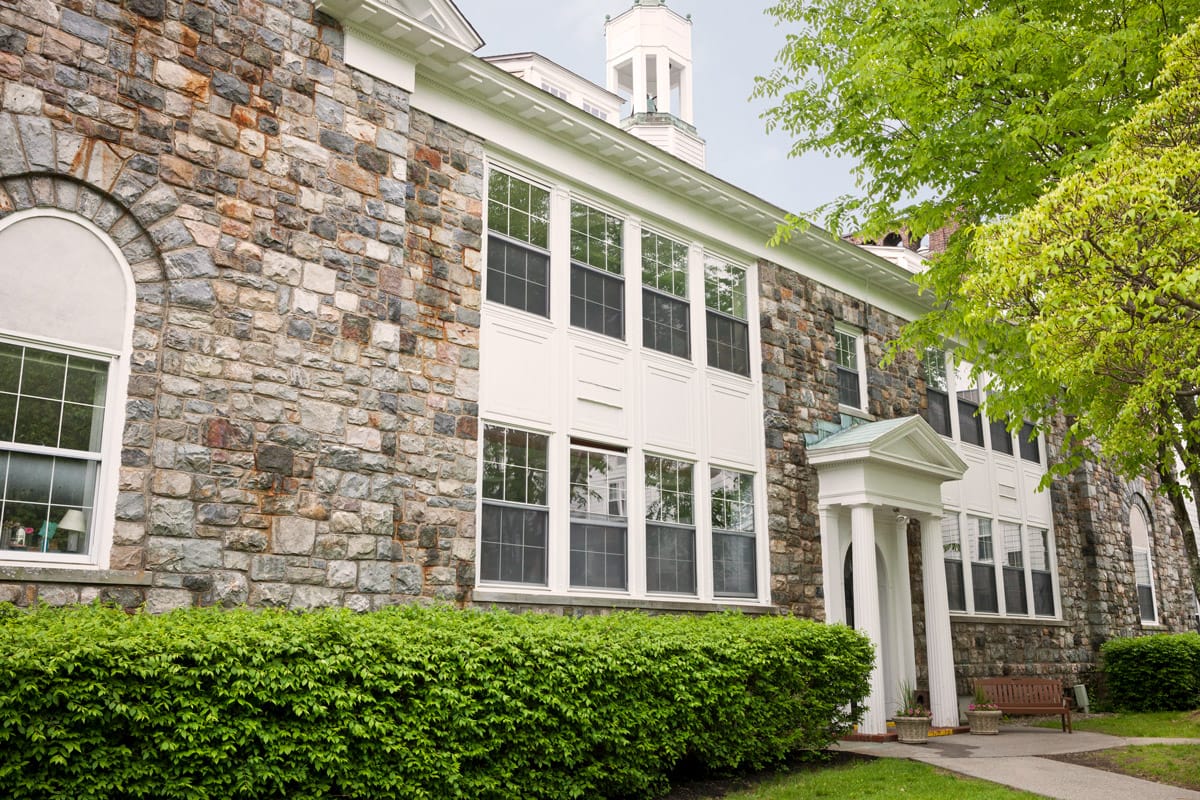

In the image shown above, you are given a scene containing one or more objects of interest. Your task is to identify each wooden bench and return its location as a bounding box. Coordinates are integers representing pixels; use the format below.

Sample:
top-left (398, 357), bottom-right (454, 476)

top-left (974, 677), bottom-right (1072, 732)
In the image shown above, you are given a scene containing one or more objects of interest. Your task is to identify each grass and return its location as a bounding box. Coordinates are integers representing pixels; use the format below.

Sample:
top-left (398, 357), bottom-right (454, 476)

top-left (1033, 710), bottom-right (1200, 738)
top-left (718, 758), bottom-right (1043, 800)
top-left (1035, 710), bottom-right (1200, 792)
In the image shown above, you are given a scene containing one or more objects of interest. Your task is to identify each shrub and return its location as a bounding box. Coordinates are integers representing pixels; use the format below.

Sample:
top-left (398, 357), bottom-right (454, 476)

top-left (0, 604), bottom-right (872, 799)
top-left (1100, 632), bottom-right (1200, 711)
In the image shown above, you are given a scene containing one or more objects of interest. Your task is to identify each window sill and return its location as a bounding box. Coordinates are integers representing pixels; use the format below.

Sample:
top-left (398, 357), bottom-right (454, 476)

top-left (1140, 621), bottom-right (1168, 630)
top-left (473, 588), bottom-right (774, 614)
top-left (0, 565), bottom-right (153, 586)
top-left (949, 613), bottom-right (1067, 627)
top-left (838, 405), bottom-right (874, 421)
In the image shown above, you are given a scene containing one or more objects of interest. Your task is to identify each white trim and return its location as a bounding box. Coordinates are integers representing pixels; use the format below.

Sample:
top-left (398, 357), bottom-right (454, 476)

top-left (0, 209), bottom-right (136, 571)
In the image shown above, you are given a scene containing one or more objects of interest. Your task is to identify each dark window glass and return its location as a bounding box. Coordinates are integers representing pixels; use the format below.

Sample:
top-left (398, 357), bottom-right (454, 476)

top-left (972, 562), bottom-right (998, 613)
top-left (924, 389), bottom-right (952, 436)
top-left (569, 523), bottom-right (626, 589)
top-left (1031, 570), bottom-right (1054, 615)
top-left (837, 366), bottom-right (861, 408)
top-left (705, 312), bottom-right (750, 376)
top-left (480, 504), bottom-right (547, 584)
top-left (945, 559), bottom-right (966, 612)
top-left (989, 419), bottom-right (1013, 455)
top-left (646, 523), bottom-right (696, 594)
top-left (958, 398), bottom-right (983, 446)
top-left (1019, 421), bottom-right (1040, 463)
top-left (570, 263), bottom-right (624, 339)
top-left (642, 288), bottom-right (690, 359)
top-left (1003, 566), bottom-right (1028, 614)
top-left (712, 531), bottom-right (755, 596)
top-left (486, 237), bottom-right (550, 317)
top-left (1138, 585), bottom-right (1156, 622)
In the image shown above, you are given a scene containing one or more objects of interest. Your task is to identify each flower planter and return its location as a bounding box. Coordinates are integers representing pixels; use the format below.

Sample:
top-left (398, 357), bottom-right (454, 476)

top-left (966, 709), bottom-right (1003, 735)
top-left (894, 715), bottom-right (931, 744)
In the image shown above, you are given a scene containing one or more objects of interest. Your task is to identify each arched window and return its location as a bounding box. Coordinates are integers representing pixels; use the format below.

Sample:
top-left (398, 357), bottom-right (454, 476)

top-left (0, 210), bottom-right (133, 567)
top-left (1129, 498), bottom-right (1157, 623)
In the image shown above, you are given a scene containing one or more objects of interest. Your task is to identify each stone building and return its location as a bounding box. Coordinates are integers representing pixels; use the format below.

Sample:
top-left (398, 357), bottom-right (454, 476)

top-left (0, 0), bottom-right (1194, 734)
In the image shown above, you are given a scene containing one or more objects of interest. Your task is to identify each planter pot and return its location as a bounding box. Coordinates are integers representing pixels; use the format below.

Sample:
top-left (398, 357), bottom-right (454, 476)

top-left (966, 709), bottom-right (1003, 735)
top-left (894, 715), bottom-right (931, 744)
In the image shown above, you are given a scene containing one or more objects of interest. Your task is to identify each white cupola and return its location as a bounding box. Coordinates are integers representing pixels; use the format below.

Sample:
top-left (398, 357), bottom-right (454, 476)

top-left (604, 0), bottom-right (706, 169)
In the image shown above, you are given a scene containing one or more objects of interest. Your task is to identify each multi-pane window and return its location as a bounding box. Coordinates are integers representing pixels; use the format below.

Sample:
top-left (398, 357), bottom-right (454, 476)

top-left (486, 170), bottom-right (551, 316)
top-left (704, 258), bottom-right (750, 377)
top-left (644, 455), bottom-right (695, 594)
top-left (641, 230), bottom-right (690, 359)
top-left (0, 342), bottom-right (108, 556)
top-left (1130, 500), bottom-right (1157, 623)
top-left (569, 202), bottom-right (624, 339)
top-left (942, 515), bottom-right (965, 611)
top-left (711, 468), bottom-right (755, 597)
top-left (835, 328), bottom-right (863, 409)
top-left (1018, 421), bottom-right (1041, 463)
top-left (922, 349), bottom-right (951, 436)
top-left (1000, 521), bottom-right (1027, 614)
top-left (480, 425), bottom-right (550, 585)
top-left (955, 365), bottom-right (984, 446)
top-left (989, 419), bottom-right (1013, 455)
top-left (969, 516), bottom-right (998, 613)
top-left (569, 447), bottom-right (627, 589)
top-left (1028, 528), bottom-right (1055, 616)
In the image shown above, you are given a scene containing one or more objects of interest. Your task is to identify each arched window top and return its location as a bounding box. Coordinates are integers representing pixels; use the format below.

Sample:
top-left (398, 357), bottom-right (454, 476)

top-left (1130, 498), bottom-right (1152, 550)
top-left (0, 211), bottom-right (131, 353)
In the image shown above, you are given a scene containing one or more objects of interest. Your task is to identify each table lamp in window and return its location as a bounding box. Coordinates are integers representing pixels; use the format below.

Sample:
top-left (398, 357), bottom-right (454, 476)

top-left (57, 510), bottom-right (86, 553)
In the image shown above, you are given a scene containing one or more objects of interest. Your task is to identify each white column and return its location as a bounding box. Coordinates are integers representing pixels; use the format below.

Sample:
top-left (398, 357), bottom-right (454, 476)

top-left (656, 49), bottom-right (670, 114)
top-left (920, 513), bottom-right (959, 728)
top-left (819, 505), bottom-right (844, 624)
top-left (679, 64), bottom-right (693, 123)
top-left (851, 504), bottom-right (886, 736)
top-left (632, 53), bottom-right (648, 114)
top-left (892, 515), bottom-right (916, 700)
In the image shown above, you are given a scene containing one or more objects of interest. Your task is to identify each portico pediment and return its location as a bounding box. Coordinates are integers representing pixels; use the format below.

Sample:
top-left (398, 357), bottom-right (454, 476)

top-left (809, 416), bottom-right (967, 514)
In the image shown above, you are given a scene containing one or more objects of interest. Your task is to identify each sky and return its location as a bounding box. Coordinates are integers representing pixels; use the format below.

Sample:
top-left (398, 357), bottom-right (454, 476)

top-left (451, 0), bottom-right (859, 220)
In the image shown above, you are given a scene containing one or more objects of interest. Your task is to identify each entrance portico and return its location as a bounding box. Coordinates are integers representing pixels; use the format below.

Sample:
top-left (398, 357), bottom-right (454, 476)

top-left (809, 416), bottom-right (968, 735)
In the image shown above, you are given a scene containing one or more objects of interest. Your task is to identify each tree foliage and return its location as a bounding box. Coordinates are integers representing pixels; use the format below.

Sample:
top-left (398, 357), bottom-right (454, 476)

top-left (900, 20), bottom-right (1200, 602)
top-left (755, 0), bottom-right (1200, 236)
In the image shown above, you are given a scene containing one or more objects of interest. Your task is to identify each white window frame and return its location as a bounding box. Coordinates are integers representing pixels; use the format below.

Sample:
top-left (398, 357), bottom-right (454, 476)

top-left (0, 209), bottom-right (134, 569)
top-left (944, 510), bottom-right (1061, 619)
top-left (833, 322), bottom-right (866, 414)
top-left (1129, 497), bottom-right (1158, 624)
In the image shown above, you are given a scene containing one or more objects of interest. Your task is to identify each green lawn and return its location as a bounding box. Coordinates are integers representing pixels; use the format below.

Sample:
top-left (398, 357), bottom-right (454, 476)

top-left (1034, 710), bottom-right (1200, 738)
top-left (720, 758), bottom-right (1042, 800)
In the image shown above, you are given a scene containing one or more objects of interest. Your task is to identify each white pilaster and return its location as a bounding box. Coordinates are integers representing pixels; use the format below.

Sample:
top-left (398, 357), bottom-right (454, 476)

top-left (893, 515), bottom-right (916, 706)
top-left (851, 504), bottom-right (886, 736)
top-left (819, 505), bottom-right (844, 624)
top-left (920, 513), bottom-right (959, 728)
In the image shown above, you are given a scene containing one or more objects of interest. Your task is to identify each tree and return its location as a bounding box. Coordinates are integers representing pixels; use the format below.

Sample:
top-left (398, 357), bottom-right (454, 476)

top-left (754, 0), bottom-right (1200, 237)
top-left (900, 20), bottom-right (1200, 606)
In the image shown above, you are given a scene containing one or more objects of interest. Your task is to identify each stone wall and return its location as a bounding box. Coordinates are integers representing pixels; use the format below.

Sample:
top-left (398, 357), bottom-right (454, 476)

top-left (758, 258), bottom-right (925, 619)
top-left (0, 0), bottom-right (482, 609)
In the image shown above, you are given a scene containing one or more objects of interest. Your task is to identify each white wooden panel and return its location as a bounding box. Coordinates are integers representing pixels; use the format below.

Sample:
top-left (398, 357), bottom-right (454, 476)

top-left (707, 381), bottom-right (755, 467)
top-left (960, 447), bottom-right (992, 514)
top-left (1023, 464), bottom-right (1052, 525)
top-left (481, 316), bottom-right (555, 426)
top-left (571, 343), bottom-right (628, 440)
top-left (642, 361), bottom-right (695, 453)
top-left (994, 459), bottom-right (1019, 519)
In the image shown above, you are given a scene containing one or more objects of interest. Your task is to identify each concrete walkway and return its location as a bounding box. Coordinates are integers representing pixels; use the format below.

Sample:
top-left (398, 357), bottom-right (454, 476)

top-left (835, 726), bottom-right (1200, 800)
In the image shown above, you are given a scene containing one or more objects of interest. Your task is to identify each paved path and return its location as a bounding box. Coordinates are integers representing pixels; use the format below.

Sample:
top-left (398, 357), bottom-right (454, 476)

top-left (835, 726), bottom-right (1200, 799)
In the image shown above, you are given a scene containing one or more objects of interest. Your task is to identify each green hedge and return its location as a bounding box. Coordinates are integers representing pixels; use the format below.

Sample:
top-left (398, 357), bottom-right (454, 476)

top-left (0, 604), bottom-right (872, 799)
top-left (1100, 632), bottom-right (1200, 711)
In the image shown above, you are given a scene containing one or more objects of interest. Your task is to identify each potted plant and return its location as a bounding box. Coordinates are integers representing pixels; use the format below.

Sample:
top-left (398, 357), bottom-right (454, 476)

top-left (966, 684), bottom-right (1003, 735)
top-left (894, 682), bottom-right (932, 744)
